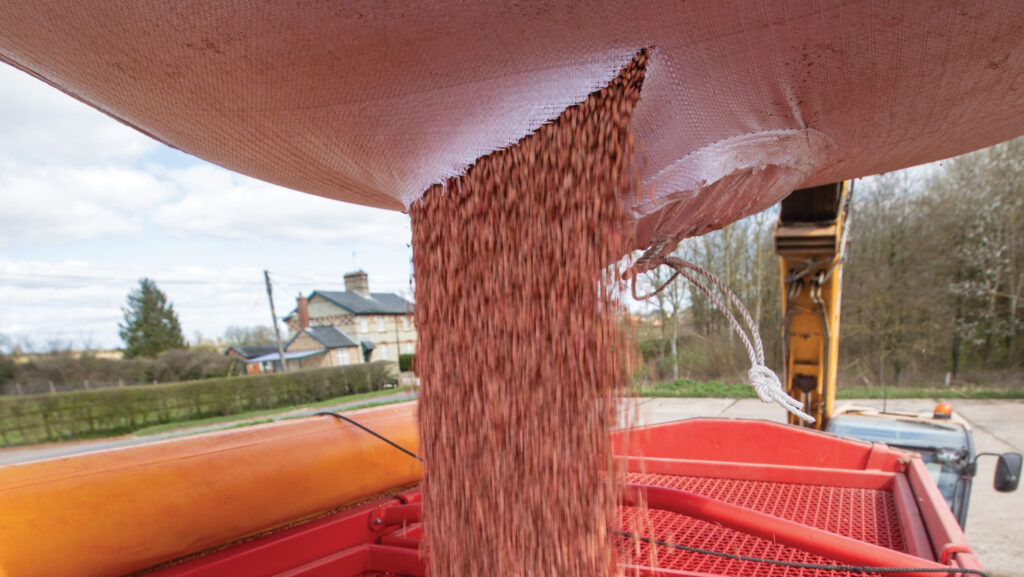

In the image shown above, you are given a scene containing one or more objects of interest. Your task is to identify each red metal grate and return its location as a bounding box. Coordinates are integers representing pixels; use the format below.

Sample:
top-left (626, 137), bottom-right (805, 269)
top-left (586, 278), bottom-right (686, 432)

top-left (617, 472), bottom-right (907, 577)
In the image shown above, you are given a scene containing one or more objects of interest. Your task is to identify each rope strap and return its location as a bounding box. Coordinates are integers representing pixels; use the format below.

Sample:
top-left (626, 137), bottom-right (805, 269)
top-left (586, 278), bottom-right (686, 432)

top-left (629, 249), bottom-right (814, 423)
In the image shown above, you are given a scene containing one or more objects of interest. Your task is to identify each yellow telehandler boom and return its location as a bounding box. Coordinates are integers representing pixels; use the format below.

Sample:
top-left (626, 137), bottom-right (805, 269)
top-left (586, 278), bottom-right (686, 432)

top-left (775, 181), bottom-right (851, 429)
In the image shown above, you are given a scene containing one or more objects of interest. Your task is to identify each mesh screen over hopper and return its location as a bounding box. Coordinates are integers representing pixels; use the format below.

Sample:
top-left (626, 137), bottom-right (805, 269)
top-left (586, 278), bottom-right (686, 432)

top-left (3, 1), bottom-right (1024, 245)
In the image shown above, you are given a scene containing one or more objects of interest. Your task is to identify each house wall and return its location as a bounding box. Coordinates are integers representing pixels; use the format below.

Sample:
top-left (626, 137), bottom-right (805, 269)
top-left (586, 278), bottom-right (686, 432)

top-left (295, 354), bottom-right (329, 370)
top-left (330, 347), bottom-right (359, 366)
top-left (286, 293), bottom-right (418, 369)
top-left (359, 314), bottom-right (417, 366)
top-left (281, 333), bottom-right (330, 370)
top-left (287, 332), bottom-right (324, 352)
top-left (287, 329), bottom-right (362, 369)
top-left (308, 296), bottom-right (350, 322)
top-left (286, 295), bottom-right (355, 336)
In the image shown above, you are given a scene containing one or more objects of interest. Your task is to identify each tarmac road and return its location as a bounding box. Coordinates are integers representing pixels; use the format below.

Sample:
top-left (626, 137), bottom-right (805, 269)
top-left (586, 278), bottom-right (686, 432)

top-left (630, 397), bottom-right (1024, 577)
top-left (2, 396), bottom-right (1021, 574)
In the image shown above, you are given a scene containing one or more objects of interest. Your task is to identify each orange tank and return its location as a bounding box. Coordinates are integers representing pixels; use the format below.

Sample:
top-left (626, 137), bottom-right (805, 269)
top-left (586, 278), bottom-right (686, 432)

top-left (0, 403), bottom-right (421, 577)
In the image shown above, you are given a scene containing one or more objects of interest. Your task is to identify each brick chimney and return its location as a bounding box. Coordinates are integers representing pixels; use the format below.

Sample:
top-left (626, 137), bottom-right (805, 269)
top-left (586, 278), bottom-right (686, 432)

top-left (344, 270), bottom-right (371, 297)
top-left (296, 294), bottom-right (310, 330)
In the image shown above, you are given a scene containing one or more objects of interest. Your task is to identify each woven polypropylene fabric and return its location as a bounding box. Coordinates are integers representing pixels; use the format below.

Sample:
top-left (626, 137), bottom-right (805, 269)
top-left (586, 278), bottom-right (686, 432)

top-left (3, 1), bottom-right (1023, 246)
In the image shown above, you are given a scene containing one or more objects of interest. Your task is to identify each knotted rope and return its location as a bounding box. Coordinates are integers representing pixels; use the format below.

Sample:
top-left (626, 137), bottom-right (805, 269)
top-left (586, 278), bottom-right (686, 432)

top-left (628, 248), bottom-right (814, 423)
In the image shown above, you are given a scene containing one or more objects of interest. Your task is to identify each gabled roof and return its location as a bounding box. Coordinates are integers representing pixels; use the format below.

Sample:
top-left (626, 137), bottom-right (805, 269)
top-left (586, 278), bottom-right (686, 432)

top-left (225, 345), bottom-right (280, 359)
top-left (315, 290), bottom-right (412, 315)
top-left (284, 290), bottom-right (413, 321)
top-left (305, 326), bottom-right (358, 349)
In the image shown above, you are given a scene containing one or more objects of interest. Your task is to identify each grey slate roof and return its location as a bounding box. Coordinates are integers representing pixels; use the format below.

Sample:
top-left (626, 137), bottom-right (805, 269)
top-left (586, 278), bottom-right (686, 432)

top-left (305, 326), bottom-right (358, 349)
top-left (247, 349), bottom-right (326, 363)
top-left (226, 345), bottom-right (280, 359)
top-left (315, 291), bottom-right (412, 315)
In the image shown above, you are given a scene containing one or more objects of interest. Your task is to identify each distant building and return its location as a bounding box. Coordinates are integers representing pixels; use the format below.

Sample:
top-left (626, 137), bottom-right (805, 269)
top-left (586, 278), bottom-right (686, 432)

top-left (225, 344), bottom-right (281, 374)
top-left (281, 270), bottom-right (416, 370)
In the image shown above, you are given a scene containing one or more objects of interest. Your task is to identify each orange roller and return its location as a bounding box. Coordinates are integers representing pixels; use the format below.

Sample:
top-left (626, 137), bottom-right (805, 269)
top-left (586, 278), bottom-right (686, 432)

top-left (0, 403), bottom-right (422, 577)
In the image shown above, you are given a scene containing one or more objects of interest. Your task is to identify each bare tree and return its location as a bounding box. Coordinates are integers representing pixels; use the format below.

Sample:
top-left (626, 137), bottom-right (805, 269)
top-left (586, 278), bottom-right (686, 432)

top-left (631, 137), bottom-right (1023, 386)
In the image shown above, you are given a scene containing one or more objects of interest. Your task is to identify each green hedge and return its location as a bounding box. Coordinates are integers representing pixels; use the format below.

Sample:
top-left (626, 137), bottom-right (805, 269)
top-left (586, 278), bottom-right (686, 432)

top-left (399, 353), bottom-right (416, 373)
top-left (0, 362), bottom-right (394, 447)
top-left (631, 378), bottom-right (1024, 400)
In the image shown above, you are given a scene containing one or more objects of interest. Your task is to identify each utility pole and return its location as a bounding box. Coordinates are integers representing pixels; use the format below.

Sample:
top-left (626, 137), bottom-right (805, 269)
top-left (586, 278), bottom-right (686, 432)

top-left (264, 270), bottom-right (289, 373)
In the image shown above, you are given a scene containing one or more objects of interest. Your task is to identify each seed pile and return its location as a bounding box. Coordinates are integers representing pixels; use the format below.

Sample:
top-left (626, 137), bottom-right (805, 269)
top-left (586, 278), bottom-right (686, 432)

top-left (410, 51), bottom-right (647, 577)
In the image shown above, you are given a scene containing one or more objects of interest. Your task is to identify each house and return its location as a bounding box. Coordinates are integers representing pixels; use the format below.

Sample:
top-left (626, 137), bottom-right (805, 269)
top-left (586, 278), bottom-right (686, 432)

top-left (243, 348), bottom-right (328, 374)
top-left (225, 344), bottom-right (290, 374)
top-left (225, 344), bottom-right (279, 364)
top-left (281, 270), bottom-right (416, 370)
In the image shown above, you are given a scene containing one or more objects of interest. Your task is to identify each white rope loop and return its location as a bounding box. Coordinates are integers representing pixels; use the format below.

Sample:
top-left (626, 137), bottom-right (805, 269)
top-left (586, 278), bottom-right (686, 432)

top-left (631, 251), bottom-right (815, 423)
top-left (749, 365), bottom-right (814, 422)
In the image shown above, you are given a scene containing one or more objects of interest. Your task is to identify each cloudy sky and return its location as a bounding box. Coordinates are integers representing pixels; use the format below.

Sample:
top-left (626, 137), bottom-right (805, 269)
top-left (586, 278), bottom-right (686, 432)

top-left (0, 64), bottom-right (414, 352)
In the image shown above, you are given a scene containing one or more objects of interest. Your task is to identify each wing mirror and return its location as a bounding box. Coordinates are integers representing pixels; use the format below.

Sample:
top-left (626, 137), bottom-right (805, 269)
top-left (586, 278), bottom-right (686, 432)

top-left (970, 452), bottom-right (1022, 492)
top-left (994, 452), bottom-right (1022, 492)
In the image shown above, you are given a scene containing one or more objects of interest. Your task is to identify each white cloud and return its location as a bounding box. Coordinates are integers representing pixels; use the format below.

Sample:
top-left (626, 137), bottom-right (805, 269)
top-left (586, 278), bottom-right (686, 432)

top-left (0, 159), bottom-right (409, 246)
top-left (0, 164), bottom-right (175, 244)
top-left (152, 165), bottom-right (411, 244)
top-left (1, 63), bottom-right (410, 247)
top-left (0, 63), bottom-right (413, 350)
top-left (0, 258), bottom-right (271, 350)
top-left (0, 65), bottom-right (157, 166)
top-left (0, 66), bottom-right (177, 245)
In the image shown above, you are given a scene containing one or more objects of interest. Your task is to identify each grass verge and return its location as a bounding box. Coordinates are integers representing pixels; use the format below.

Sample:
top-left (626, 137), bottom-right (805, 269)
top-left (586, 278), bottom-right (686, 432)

top-left (631, 379), bottom-right (1024, 400)
top-left (632, 380), bottom-right (757, 399)
top-left (132, 387), bottom-right (413, 436)
top-left (143, 398), bottom-right (413, 440)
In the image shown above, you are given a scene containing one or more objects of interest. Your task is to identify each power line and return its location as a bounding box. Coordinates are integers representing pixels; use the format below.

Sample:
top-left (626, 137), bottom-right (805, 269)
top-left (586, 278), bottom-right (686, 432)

top-left (0, 271), bottom-right (263, 287)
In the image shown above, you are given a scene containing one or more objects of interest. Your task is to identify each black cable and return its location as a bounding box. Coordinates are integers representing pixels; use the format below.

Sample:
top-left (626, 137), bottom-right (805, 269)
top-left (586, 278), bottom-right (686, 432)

top-left (612, 531), bottom-right (987, 576)
top-left (314, 411), bottom-right (422, 461)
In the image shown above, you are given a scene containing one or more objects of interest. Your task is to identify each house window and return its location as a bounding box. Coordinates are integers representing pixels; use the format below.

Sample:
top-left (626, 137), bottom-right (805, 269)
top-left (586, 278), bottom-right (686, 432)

top-left (359, 317), bottom-right (368, 333)
top-left (405, 342), bottom-right (415, 354)
top-left (378, 316), bottom-right (386, 332)
top-left (402, 316), bottom-right (411, 330)
top-left (379, 345), bottom-right (389, 360)
top-left (335, 349), bottom-right (350, 366)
